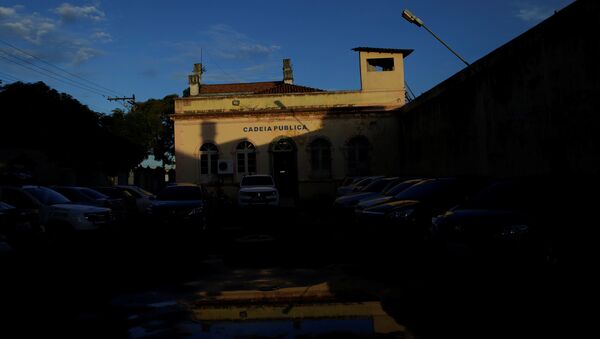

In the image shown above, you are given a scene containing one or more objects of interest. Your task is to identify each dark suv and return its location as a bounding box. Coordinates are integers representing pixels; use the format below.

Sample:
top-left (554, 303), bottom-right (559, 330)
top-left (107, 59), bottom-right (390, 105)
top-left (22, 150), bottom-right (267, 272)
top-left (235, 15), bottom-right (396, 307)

top-left (145, 183), bottom-right (210, 230)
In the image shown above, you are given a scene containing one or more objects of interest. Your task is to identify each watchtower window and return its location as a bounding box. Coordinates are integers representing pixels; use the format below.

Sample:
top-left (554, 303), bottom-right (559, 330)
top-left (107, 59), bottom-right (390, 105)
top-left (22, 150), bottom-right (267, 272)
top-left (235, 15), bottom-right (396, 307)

top-left (367, 58), bottom-right (394, 72)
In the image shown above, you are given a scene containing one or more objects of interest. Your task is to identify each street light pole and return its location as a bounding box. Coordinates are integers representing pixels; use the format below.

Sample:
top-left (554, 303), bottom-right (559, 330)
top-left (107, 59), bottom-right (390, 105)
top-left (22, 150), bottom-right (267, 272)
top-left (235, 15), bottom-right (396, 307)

top-left (402, 9), bottom-right (470, 67)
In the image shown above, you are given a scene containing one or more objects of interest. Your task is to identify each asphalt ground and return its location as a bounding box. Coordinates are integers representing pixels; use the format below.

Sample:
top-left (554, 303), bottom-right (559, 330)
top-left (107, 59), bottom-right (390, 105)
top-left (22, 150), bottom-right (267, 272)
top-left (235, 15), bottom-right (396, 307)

top-left (0, 204), bottom-right (586, 339)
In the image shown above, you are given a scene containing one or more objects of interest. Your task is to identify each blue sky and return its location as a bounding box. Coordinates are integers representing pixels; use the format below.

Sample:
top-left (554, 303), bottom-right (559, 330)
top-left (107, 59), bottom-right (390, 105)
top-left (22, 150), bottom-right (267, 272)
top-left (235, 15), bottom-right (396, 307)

top-left (0, 0), bottom-right (574, 114)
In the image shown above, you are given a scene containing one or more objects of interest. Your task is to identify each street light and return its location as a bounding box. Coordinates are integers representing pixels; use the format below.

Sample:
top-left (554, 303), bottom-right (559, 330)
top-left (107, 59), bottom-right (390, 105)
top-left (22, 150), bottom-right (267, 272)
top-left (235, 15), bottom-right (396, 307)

top-left (402, 9), bottom-right (470, 67)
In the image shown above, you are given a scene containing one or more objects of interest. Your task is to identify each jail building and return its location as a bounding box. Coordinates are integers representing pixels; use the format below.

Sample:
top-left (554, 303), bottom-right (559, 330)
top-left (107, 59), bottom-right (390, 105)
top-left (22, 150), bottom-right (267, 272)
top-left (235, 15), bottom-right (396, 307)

top-left (172, 47), bottom-right (412, 199)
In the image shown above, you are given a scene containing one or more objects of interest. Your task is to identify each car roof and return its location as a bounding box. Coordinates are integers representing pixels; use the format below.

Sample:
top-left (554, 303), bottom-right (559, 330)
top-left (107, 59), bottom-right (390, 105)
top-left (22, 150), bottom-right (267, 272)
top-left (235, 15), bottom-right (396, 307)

top-left (166, 182), bottom-right (200, 187)
top-left (51, 186), bottom-right (88, 190)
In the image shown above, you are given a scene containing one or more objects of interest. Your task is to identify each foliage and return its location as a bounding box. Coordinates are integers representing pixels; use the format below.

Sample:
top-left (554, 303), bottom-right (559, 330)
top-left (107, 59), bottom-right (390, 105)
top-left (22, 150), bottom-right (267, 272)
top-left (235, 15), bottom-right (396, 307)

top-left (0, 81), bottom-right (176, 178)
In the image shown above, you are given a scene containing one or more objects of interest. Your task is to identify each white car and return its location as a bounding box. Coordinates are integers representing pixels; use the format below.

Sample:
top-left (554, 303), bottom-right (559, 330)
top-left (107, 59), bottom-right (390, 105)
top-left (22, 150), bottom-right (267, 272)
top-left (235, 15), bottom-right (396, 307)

top-left (0, 186), bottom-right (112, 233)
top-left (237, 175), bottom-right (279, 207)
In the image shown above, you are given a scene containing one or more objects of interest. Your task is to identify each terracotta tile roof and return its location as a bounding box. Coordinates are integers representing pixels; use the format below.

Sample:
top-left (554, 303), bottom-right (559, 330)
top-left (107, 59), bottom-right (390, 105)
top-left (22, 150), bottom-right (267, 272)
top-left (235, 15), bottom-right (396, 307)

top-left (198, 81), bottom-right (282, 95)
top-left (196, 81), bottom-right (323, 95)
top-left (254, 83), bottom-right (323, 94)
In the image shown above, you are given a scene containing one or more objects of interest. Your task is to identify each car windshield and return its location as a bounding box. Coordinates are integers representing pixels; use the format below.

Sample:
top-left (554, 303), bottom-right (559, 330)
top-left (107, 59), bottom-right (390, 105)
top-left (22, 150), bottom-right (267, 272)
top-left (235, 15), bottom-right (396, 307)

top-left (393, 179), bottom-right (458, 201)
top-left (360, 178), bottom-right (397, 193)
top-left (79, 188), bottom-right (109, 200)
top-left (54, 188), bottom-right (93, 202)
top-left (354, 177), bottom-right (374, 188)
top-left (119, 186), bottom-right (153, 198)
top-left (384, 180), bottom-right (421, 196)
top-left (24, 187), bottom-right (70, 205)
top-left (157, 186), bottom-right (203, 200)
top-left (241, 176), bottom-right (274, 186)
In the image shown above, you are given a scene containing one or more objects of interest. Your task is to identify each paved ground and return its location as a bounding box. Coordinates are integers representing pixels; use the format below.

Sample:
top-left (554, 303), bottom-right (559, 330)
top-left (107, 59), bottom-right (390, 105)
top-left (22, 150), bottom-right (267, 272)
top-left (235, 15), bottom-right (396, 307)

top-left (0, 204), bottom-right (582, 338)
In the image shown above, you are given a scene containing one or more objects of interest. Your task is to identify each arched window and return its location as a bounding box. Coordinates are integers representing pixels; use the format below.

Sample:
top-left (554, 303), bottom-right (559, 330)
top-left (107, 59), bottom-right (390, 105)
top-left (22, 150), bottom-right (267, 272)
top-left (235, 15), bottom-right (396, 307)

top-left (346, 136), bottom-right (371, 175)
top-left (200, 143), bottom-right (219, 175)
top-left (309, 138), bottom-right (332, 178)
top-left (236, 141), bottom-right (256, 174)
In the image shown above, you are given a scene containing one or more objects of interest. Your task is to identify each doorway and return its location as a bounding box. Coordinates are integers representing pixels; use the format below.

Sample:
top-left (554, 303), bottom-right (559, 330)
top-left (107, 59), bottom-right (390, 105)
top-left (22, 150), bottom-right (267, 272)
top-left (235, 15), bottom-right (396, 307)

top-left (270, 137), bottom-right (298, 197)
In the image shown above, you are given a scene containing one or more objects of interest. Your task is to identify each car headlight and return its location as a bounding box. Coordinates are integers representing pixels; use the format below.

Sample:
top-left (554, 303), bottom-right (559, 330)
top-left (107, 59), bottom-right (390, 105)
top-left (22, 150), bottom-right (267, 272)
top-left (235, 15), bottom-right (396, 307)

top-left (188, 206), bottom-right (204, 216)
top-left (388, 208), bottom-right (415, 220)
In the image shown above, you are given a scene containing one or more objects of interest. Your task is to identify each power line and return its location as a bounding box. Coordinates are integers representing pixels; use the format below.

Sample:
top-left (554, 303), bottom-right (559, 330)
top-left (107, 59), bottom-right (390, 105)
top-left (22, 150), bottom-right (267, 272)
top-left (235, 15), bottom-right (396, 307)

top-left (0, 38), bottom-right (125, 97)
top-left (0, 53), bottom-right (110, 97)
top-left (405, 80), bottom-right (416, 101)
top-left (107, 95), bottom-right (136, 107)
top-left (0, 70), bottom-right (20, 82)
top-left (0, 49), bottom-right (111, 97)
top-left (0, 62), bottom-right (118, 114)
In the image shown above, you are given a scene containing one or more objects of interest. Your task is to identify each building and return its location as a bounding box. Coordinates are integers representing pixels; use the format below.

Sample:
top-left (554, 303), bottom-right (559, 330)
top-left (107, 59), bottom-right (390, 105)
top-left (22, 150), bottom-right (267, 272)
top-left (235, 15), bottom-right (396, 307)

top-left (172, 47), bottom-right (412, 200)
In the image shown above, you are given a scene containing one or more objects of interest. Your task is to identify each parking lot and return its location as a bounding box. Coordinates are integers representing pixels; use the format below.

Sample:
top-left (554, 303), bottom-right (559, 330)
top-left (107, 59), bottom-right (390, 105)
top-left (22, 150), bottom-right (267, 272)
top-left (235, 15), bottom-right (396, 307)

top-left (1, 188), bottom-right (585, 339)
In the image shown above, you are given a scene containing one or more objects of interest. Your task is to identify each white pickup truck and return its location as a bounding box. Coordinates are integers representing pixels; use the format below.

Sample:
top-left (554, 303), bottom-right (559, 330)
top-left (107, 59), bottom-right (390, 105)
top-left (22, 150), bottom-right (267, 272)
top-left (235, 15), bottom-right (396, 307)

top-left (237, 175), bottom-right (280, 207)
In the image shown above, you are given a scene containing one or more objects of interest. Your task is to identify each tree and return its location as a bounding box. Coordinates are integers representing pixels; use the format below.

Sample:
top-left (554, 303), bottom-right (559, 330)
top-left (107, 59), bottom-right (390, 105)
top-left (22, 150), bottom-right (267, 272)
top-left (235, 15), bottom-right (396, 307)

top-left (126, 94), bottom-right (176, 165)
top-left (0, 81), bottom-right (177, 183)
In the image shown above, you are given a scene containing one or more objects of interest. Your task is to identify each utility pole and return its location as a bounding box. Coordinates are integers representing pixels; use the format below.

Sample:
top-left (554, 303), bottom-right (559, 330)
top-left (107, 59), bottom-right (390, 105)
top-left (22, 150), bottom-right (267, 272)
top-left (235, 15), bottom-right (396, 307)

top-left (107, 94), bottom-right (136, 109)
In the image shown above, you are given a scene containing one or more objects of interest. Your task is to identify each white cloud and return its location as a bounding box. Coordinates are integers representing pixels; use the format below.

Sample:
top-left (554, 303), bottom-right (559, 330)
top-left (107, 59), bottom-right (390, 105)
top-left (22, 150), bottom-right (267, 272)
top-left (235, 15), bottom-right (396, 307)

top-left (92, 31), bottom-right (112, 43)
top-left (206, 24), bottom-right (280, 60)
top-left (168, 24), bottom-right (282, 82)
top-left (53, 3), bottom-right (105, 23)
top-left (0, 6), bottom-right (17, 19)
top-left (0, 13), bottom-right (57, 44)
top-left (72, 46), bottom-right (101, 65)
top-left (516, 4), bottom-right (554, 21)
top-left (0, 5), bottom-right (110, 66)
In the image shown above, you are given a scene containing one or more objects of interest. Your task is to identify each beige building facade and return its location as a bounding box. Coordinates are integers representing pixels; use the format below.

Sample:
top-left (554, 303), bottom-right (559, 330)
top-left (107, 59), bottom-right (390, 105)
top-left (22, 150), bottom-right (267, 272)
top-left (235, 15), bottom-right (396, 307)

top-left (172, 47), bottom-right (412, 200)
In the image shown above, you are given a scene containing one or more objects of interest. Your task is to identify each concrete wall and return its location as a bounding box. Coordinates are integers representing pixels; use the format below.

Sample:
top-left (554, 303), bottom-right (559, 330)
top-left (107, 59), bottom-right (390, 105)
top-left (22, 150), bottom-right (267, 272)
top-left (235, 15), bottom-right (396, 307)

top-left (397, 0), bottom-right (600, 177)
top-left (358, 51), bottom-right (406, 92)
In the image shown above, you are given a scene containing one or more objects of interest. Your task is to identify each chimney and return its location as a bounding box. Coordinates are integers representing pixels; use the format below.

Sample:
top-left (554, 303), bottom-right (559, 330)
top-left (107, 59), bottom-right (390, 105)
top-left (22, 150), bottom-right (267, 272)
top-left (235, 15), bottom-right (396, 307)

top-left (283, 59), bottom-right (293, 84)
top-left (188, 63), bottom-right (203, 96)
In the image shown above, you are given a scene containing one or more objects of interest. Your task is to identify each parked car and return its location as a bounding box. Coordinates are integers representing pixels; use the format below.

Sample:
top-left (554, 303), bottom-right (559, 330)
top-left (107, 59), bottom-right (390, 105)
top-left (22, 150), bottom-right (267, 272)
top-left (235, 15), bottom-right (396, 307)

top-left (334, 177), bottom-right (401, 210)
top-left (0, 200), bottom-right (40, 249)
top-left (115, 185), bottom-right (155, 213)
top-left (93, 186), bottom-right (138, 215)
top-left (431, 179), bottom-right (560, 263)
top-left (51, 186), bottom-right (127, 221)
top-left (336, 176), bottom-right (384, 197)
top-left (145, 183), bottom-right (209, 229)
top-left (338, 176), bottom-right (364, 189)
top-left (356, 177), bottom-right (490, 239)
top-left (0, 186), bottom-right (112, 237)
top-left (237, 175), bottom-right (279, 207)
top-left (354, 178), bottom-right (426, 211)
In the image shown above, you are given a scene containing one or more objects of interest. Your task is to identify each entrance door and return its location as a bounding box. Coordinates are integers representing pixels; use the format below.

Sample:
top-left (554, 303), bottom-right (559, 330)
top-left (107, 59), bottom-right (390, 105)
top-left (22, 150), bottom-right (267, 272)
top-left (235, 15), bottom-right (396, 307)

top-left (270, 137), bottom-right (298, 197)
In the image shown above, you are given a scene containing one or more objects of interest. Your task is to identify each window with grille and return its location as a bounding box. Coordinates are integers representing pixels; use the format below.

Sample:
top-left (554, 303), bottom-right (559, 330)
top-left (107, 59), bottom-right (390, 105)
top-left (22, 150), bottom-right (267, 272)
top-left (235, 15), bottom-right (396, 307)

top-left (346, 136), bottom-right (371, 175)
top-left (200, 143), bottom-right (219, 175)
top-left (236, 141), bottom-right (257, 174)
top-left (309, 138), bottom-right (332, 178)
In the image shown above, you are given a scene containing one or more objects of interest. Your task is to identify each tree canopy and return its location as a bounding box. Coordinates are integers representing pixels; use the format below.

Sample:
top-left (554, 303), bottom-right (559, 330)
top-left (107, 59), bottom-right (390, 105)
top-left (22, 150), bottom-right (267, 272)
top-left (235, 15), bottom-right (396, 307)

top-left (0, 81), bottom-right (175, 181)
